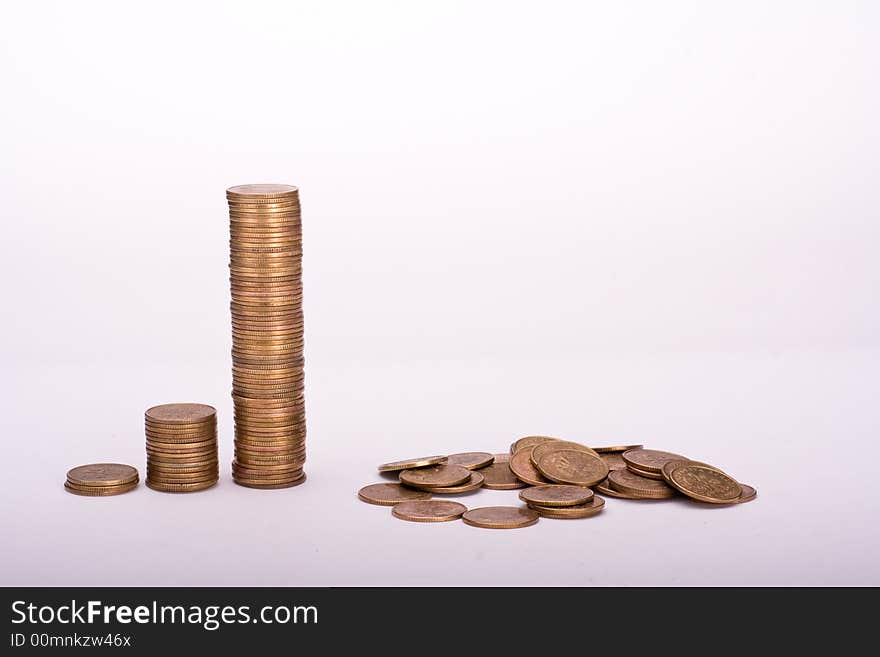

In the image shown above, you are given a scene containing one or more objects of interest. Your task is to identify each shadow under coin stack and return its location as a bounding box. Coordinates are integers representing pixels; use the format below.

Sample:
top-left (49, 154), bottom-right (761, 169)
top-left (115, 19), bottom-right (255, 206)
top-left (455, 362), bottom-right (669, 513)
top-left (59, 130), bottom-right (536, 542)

top-left (227, 184), bottom-right (306, 489)
top-left (145, 403), bottom-right (219, 493)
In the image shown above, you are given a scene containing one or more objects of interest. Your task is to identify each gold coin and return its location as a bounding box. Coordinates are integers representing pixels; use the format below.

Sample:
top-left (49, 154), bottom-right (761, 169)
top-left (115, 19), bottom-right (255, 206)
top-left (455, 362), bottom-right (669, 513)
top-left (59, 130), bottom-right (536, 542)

top-left (622, 448), bottom-right (688, 474)
top-left (479, 461), bottom-right (527, 490)
top-left (377, 455), bottom-right (447, 472)
top-left (145, 403), bottom-right (216, 425)
top-left (232, 395), bottom-right (304, 407)
top-left (593, 444), bottom-right (644, 453)
top-left (734, 483), bottom-right (757, 504)
top-left (405, 471), bottom-right (484, 494)
top-left (399, 464), bottom-right (471, 488)
top-left (234, 432), bottom-right (306, 442)
top-left (664, 462), bottom-right (742, 503)
top-left (147, 479), bottom-right (217, 493)
top-left (599, 452), bottom-right (628, 471)
top-left (625, 464), bottom-right (665, 480)
top-left (234, 440), bottom-right (306, 451)
top-left (146, 452), bottom-right (216, 463)
top-left (236, 416), bottom-right (305, 426)
top-left (227, 183), bottom-right (298, 199)
top-left (232, 460), bottom-right (302, 473)
top-left (511, 435), bottom-right (558, 454)
top-left (66, 463), bottom-right (138, 487)
top-left (508, 448), bottom-right (552, 486)
top-left (146, 444), bottom-right (216, 455)
top-left (445, 452), bottom-right (494, 470)
top-left (144, 429), bottom-right (215, 442)
top-left (145, 437), bottom-right (216, 450)
top-left (229, 213), bottom-right (301, 222)
top-left (536, 450), bottom-right (608, 487)
top-left (594, 478), bottom-right (641, 499)
top-left (235, 455), bottom-right (304, 466)
top-left (228, 200), bottom-right (300, 210)
top-left (528, 496), bottom-right (605, 519)
top-left (230, 468), bottom-right (299, 481)
top-left (64, 481), bottom-right (138, 496)
top-left (530, 440), bottom-right (600, 466)
top-left (358, 483), bottom-right (433, 506)
top-left (391, 500), bottom-right (466, 523)
top-left (147, 472), bottom-right (217, 484)
top-left (607, 469), bottom-right (677, 499)
top-left (233, 473), bottom-right (306, 489)
top-left (146, 461), bottom-right (218, 474)
top-left (230, 249), bottom-right (301, 259)
top-left (518, 484), bottom-right (594, 508)
top-left (462, 506), bottom-right (539, 529)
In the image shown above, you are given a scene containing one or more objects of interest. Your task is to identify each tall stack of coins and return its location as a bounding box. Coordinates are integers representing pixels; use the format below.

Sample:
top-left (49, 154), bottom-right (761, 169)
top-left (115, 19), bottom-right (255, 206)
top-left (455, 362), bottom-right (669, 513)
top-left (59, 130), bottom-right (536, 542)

top-left (145, 403), bottom-right (219, 493)
top-left (227, 184), bottom-right (306, 489)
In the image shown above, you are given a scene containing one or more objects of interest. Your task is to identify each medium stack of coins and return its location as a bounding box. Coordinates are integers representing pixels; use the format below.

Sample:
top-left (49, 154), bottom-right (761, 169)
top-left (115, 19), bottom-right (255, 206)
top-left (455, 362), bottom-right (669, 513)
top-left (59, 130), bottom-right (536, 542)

top-left (228, 184), bottom-right (306, 489)
top-left (145, 403), bottom-right (219, 493)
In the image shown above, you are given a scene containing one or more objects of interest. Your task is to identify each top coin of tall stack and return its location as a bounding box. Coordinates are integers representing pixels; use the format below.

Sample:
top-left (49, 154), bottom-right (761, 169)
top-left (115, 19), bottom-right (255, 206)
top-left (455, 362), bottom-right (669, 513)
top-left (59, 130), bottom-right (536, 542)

top-left (227, 184), bottom-right (306, 489)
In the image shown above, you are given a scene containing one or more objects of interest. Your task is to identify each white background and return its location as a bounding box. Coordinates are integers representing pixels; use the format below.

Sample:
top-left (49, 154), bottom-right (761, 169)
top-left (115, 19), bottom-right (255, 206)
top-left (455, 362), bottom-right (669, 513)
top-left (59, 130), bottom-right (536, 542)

top-left (1, 1), bottom-right (878, 585)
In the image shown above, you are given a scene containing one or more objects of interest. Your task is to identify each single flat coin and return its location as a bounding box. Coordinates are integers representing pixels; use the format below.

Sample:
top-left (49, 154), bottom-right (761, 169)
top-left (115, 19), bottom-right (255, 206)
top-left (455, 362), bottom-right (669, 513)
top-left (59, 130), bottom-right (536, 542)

top-left (519, 484), bottom-right (594, 507)
top-left (145, 403), bottom-right (216, 425)
top-left (408, 471), bottom-right (484, 494)
top-left (146, 479), bottom-right (217, 493)
top-left (357, 483), bottom-right (432, 506)
top-left (377, 455), bottom-right (447, 473)
top-left (531, 440), bottom-right (600, 466)
top-left (622, 448), bottom-right (688, 474)
top-left (594, 444), bottom-right (643, 453)
top-left (227, 184), bottom-right (298, 199)
top-left (509, 448), bottom-right (552, 486)
top-left (599, 452), bottom-right (628, 471)
top-left (665, 462), bottom-right (743, 503)
top-left (511, 436), bottom-right (558, 454)
top-left (399, 464), bottom-right (471, 488)
top-left (391, 500), bottom-right (467, 523)
top-left (528, 496), bottom-right (606, 519)
top-left (66, 463), bottom-right (138, 487)
top-left (479, 461), bottom-right (527, 490)
top-left (608, 469), bottom-right (677, 499)
top-left (536, 450), bottom-right (609, 487)
top-left (462, 506), bottom-right (539, 529)
top-left (234, 474), bottom-right (306, 489)
top-left (64, 481), bottom-right (138, 496)
top-left (446, 452), bottom-right (494, 470)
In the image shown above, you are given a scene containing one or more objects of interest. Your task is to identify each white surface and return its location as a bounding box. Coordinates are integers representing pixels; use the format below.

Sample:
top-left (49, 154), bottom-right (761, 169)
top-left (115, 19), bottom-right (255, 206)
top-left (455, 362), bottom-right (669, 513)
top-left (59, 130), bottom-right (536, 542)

top-left (1, 1), bottom-right (878, 586)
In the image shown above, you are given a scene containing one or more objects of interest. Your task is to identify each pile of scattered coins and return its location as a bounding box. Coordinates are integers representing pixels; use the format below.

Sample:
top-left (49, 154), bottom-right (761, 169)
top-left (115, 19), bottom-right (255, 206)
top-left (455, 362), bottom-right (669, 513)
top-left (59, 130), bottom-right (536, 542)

top-left (145, 403), bottom-right (219, 493)
top-left (64, 463), bottom-right (139, 496)
top-left (358, 436), bottom-right (756, 528)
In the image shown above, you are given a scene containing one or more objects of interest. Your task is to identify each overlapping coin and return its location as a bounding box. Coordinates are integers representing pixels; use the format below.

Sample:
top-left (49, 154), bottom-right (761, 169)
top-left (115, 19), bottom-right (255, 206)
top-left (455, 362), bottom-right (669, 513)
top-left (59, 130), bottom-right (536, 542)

top-left (228, 184), bottom-right (306, 488)
top-left (145, 403), bottom-right (218, 493)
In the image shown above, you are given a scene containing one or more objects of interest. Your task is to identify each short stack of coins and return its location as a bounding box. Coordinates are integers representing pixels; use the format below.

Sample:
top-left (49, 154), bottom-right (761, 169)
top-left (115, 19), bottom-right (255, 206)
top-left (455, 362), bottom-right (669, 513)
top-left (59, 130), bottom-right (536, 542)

top-left (227, 184), bottom-right (306, 489)
top-left (65, 463), bottom-right (139, 497)
top-left (145, 403), bottom-right (219, 493)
